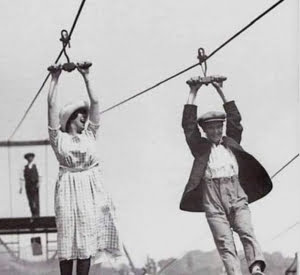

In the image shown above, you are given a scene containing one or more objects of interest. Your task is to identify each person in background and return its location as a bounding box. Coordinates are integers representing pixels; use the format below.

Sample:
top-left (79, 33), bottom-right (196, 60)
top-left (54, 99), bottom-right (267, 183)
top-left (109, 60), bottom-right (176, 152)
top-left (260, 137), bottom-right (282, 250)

top-left (180, 77), bottom-right (273, 275)
top-left (19, 152), bottom-right (40, 217)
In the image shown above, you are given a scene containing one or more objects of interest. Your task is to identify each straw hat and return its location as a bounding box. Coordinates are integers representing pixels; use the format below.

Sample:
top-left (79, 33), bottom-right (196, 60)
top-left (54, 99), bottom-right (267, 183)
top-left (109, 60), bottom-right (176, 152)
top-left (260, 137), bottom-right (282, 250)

top-left (59, 100), bottom-right (89, 132)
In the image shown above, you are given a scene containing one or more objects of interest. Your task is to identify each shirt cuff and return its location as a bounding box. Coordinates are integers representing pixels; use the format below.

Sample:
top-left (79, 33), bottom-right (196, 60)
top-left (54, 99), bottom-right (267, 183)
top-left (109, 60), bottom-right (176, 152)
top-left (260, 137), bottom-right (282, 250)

top-left (223, 100), bottom-right (236, 111)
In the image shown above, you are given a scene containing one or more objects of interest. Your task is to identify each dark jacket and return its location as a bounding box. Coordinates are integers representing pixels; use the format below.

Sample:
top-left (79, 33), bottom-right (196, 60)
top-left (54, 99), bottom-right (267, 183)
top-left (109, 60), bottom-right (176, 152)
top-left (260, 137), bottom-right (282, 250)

top-left (24, 164), bottom-right (39, 186)
top-left (180, 101), bottom-right (272, 212)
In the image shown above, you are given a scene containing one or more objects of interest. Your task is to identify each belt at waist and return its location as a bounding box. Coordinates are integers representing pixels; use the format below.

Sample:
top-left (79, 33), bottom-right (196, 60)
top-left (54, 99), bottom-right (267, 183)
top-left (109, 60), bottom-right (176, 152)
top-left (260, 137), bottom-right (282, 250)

top-left (59, 162), bottom-right (99, 173)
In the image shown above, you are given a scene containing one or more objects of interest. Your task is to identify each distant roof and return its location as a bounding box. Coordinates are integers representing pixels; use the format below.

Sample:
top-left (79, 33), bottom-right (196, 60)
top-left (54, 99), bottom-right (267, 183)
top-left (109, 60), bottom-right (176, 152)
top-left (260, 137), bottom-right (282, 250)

top-left (0, 140), bottom-right (50, 147)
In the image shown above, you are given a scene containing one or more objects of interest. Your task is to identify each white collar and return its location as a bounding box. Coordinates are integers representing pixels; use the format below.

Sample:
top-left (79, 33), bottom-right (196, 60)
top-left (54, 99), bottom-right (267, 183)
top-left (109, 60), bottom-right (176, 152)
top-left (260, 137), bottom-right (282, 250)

top-left (210, 136), bottom-right (225, 147)
top-left (27, 161), bottom-right (35, 169)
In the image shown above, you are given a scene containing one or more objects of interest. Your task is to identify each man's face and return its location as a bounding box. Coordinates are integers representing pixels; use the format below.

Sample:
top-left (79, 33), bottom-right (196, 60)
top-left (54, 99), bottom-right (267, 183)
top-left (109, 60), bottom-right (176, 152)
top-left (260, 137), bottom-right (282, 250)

top-left (202, 121), bottom-right (224, 144)
top-left (27, 156), bottom-right (34, 163)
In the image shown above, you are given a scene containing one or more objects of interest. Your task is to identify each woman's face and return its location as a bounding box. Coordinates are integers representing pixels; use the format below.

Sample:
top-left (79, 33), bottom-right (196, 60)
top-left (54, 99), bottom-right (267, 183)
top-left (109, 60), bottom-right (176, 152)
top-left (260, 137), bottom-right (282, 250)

top-left (73, 112), bottom-right (88, 132)
top-left (68, 108), bottom-right (88, 133)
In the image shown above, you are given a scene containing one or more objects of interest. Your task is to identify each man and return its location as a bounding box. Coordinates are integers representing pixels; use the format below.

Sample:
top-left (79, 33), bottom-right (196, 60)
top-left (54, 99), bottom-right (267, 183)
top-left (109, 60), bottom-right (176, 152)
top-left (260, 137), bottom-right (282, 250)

top-left (19, 153), bottom-right (40, 217)
top-left (180, 77), bottom-right (273, 275)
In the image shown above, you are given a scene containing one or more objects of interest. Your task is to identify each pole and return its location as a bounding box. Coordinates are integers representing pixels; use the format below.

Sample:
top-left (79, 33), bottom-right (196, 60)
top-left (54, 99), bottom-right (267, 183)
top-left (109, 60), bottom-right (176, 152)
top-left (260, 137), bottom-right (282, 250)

top-left (7, 147), bottom-right (13, 217)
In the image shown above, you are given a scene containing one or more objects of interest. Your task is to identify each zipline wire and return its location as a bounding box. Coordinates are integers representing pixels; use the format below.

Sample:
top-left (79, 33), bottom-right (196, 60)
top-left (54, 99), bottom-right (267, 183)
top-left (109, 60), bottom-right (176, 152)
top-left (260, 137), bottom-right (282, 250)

top-left (100, 0), bottom-right (285, 115)
top-left (4, 0), bottom-right (296, 268)
top-left (271, 154), bottom-right (299, 179)
top-left (270, 221), bottom-right (300, 241)
top-left (9, 0), bottom-right (87, 140)
top-left (9, 0), bottom-right (285, 138)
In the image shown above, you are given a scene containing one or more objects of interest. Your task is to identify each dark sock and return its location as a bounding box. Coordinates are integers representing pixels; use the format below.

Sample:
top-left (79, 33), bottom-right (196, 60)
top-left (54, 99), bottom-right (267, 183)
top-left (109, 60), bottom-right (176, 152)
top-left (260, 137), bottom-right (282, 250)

top-left (59, 259), bottom-right (73, 275)
top-left (77, 258), bottom-right (91, 275)
top-left (250, 260), bottom-right (265, 273)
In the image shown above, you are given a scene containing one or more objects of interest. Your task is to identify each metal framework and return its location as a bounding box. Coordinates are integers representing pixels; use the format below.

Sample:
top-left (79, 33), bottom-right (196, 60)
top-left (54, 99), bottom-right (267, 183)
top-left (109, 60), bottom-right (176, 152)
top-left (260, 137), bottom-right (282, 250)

top-left (0, 216), bottom-right (57, 260)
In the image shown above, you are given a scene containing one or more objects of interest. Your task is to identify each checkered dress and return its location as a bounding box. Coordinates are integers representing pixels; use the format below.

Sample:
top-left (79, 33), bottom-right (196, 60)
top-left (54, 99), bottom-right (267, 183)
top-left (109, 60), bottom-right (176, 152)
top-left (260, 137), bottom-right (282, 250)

top-left (48, 121), bottom-right (122, 261)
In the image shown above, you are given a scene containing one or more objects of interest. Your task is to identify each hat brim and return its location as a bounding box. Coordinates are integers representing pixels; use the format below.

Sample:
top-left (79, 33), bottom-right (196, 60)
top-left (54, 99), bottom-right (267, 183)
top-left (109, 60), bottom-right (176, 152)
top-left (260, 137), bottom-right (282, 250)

top-left (198, 118), bottom-right (225, 127)
top-left (24, 153), bottom-right (35, 160)
top-left (197, 110), bottom-right (226, 127)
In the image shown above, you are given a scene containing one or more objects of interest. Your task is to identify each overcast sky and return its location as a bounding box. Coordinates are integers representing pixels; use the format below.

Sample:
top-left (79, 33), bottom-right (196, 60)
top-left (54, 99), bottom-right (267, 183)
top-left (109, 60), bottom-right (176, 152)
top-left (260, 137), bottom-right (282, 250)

top-left (0, 0), bottom-right (299, 266)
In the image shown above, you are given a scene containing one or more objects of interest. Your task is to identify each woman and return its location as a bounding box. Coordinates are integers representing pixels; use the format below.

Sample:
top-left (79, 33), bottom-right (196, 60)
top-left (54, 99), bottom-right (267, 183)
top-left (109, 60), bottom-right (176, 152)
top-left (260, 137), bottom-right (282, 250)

top-left (47, 63), bottom-right (121, 275)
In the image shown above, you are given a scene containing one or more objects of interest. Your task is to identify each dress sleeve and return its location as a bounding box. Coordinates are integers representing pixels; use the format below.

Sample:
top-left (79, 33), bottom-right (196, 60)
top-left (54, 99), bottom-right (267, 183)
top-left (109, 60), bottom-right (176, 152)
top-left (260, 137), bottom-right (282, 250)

top-left (86, 120), bottom-right (100, 138)
top-left (48, 125), bottom-right (61, 149)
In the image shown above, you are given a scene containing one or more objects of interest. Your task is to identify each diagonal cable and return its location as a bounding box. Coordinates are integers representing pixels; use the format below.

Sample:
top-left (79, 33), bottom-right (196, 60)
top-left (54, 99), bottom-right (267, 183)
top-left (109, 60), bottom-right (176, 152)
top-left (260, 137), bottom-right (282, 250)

top-left (240, 220), bottom-right (300, 262)
top-left (9, 0), bottom-right (87, 140)
top-left (100, 0), bottom-right (285, 114)
top-left (270, 220), bottom-right (300, 241)
top-left (9, 0), bottom-right (286, 137)
top-left (271, 154), bottom-right (299, 179)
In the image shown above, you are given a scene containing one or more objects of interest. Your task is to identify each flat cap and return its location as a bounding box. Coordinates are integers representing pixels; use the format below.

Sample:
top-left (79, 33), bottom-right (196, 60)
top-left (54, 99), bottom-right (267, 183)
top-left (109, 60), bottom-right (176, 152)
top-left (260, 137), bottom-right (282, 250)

top-left (197, 111), bottom-right (226, 127)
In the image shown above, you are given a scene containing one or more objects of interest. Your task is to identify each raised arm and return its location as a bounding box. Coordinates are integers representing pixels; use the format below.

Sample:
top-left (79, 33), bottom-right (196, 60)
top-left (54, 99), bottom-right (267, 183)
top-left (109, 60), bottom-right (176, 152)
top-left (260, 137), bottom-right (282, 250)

top-left (47, 65), bottom-right (62, 129)
top-left (77, 63), bottom-right (100, 125)
top-left (186, 77), bottom-right (201, 105)
top-left (182, 77), bottom-right (204, 156)
top-left (212, 82), bottom-right (243, 143)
